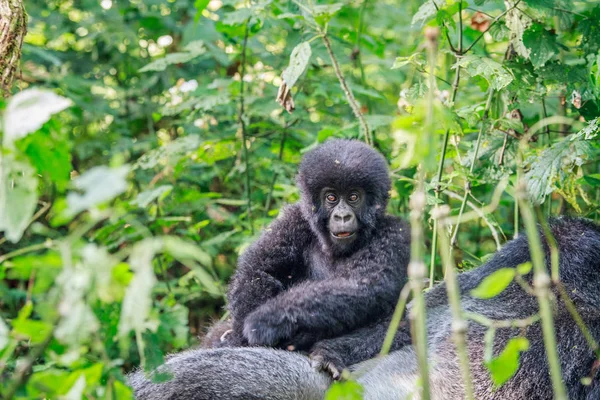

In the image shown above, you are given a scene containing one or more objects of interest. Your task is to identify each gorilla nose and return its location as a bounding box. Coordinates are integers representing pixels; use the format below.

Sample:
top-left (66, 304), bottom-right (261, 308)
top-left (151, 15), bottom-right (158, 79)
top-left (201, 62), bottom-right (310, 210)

top-left (334, 213), bottom-right (353, 223)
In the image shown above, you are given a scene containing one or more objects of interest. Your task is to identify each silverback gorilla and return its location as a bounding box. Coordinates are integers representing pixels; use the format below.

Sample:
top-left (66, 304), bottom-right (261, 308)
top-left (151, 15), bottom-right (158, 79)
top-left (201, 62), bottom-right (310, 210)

top-left (205, 140), bottom-right (410, 366)
top-left (129, 217), bottom-right (600, 399)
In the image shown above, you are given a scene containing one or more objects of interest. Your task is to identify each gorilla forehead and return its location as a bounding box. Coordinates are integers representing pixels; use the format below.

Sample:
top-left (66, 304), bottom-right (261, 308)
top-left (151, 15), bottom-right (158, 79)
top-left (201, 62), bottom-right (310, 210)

top-left (297, 139), bottom-right (391, 202)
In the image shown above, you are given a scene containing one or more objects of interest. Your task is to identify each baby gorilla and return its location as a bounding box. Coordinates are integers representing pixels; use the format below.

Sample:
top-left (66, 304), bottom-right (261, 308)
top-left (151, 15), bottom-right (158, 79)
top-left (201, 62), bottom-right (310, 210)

top-left (207, 139), bottom-right (410, 367)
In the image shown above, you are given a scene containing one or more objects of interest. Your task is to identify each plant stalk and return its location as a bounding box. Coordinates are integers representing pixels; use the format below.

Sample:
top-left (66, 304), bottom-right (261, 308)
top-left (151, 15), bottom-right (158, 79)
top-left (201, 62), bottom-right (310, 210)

top-left (239, 19), bottom-right (254, 234)
top-left (436, 211), bottom-right (474, 400)
top-left (450, 88), bottom-right (494, 249)
top-left (322, 34), bottom-right (371, 145)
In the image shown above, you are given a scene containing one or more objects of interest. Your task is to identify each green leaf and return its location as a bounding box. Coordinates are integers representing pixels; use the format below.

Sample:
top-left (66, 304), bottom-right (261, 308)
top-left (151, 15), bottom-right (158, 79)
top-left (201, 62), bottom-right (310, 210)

top-left (112, 380), bottom-right (134, 400)
top-left (504, 6), bottom-right (530, 58)
top-left (139, 44), bottom-right (206, 72)
top-left (516, 262), bottom-right (533, 275)
top-left (132, 185), bottom-right (173, 208)
top-left (412, 1), bottom-right (437, 27)
top-left (485, 337), bottom-right (530, 387)
top-left (324, 380), bottom-right (364, 400)
top-left (134, 135), bottom-right (201, 170)
top-left (65, 165), bottom-right (130, 216)
top-left (12, 319), bottom-right (53, 344)
top-left (17, 129), bottom-right (72, 191)
top-left (194, 0), bottom-right (209, 23)
top-left (3, 89), bottom-right (72, 145)
top-left (573, 117), bottom-right (599, 140)
top-left (392, 53), bottom-right (425, 70)
top-left (0, 317), bottom-right (8, 350)
top-left (222, 8), bottom-right (255, 26)
top-left (523, 24), bottom-right (560, 68)
top-left (471, 268), bottom-right (515, 299)
top-left (282, 42), bottom-right (312, 90)
top-left (118, 239), bottom-right (160, 342)
top-left (162, 236), bottom-right (213, 268)
top-left (525, 135), bottom-right (595, 204)
top-left (0, 152), bottom-right (39, 243)
top-left (313, 3), bottom-right (343, 26)
top-left (456, 55), bottom-right (514, 90)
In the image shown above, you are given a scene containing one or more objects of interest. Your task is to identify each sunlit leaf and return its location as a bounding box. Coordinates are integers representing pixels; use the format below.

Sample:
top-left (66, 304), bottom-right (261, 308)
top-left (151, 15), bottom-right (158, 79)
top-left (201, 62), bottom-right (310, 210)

top-left (516, 262), bottom-right (533, 276)
top-left (118, 239), bottom-right (161, 340)
top-left (282, 41), bottom-right (311, 89)
top-left (66, 165), bottom-right (130, 216)
top-left (325, 380), bottom-right (364, 400)
top-left (471, 268), bottom-right (515, 299)
top-left (485, 337), bottom-right (530, 387)
top-left (3, 89), bottom-right (72, 145)
top-left (0, 152), bottom-right (38, 243)
top-left (134, 136), bottom-right (201, 170)
top-left (0, 317), bottom-right (8, 350)
top-left (132, 185), bottom-right (173, 208)
top-left (525, 135), bottom-right (595, 204)
top-left (12, 318), bottom-right (53, 344)
top-left (573, 117), bottom-right (599, 140)
top-left (412, 0), bottom-right (437, 27)
top-left (194, 0), bottom-right (209, 23)
top-left (456, 55), bottom-right (514, 90)
top-left (139, 43), bottom-right (205, 72)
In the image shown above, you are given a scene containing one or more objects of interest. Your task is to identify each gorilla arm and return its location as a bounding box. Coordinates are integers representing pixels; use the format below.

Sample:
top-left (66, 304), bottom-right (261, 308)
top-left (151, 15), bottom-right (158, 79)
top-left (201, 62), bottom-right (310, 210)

top-left (309, 316), bottom-right (412, 377)
top-left (227, 204), bottom-right (312, 343)
top-left (243, 229), bottom-right (408, 348)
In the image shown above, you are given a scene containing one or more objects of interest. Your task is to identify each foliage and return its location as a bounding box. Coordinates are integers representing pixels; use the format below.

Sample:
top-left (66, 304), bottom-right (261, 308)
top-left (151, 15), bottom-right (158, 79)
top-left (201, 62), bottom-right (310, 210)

top-left (0, 0), bottom-right (599, 398)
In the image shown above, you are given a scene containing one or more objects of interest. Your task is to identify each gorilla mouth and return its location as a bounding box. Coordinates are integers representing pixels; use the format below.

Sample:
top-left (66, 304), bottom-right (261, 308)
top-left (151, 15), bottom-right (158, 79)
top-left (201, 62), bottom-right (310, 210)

top-left (332, 231), bottom-right (355, 239)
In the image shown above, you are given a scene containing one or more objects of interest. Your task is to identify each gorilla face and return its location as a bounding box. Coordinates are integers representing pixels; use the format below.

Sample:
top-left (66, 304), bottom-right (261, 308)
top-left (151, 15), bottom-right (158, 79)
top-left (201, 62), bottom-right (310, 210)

top-left (297, 139), bottom-right (391, 256)
top-left (321, 187), bottom-right (365, 250)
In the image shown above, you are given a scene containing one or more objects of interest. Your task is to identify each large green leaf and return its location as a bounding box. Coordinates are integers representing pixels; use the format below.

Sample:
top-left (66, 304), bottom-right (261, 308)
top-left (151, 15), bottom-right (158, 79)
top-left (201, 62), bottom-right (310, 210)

top-left (65, 165), bottom-right (130, 216)
top-left (282, 42), bottom-right (312, 90)
top-left (0, 152), bottom-right (39, 243)
top-left (523, 24), bottom-right (560, 68)
top-left (525, 135), bottom-right (595, 204)
top-left (3, 89), bottom-right (72, 145)
top-left (456, 55), bottom-right (514, 90)
top-left (118, 239), bottom-right (161, 340)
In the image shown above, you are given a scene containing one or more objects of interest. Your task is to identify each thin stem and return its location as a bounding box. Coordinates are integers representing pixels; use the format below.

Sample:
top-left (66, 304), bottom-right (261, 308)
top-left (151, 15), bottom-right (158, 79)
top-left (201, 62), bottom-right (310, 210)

top-left (436, 213), bottom-right (474, 400)
top-left (429, 4), bottom-right (463, 283)
top-left (450, 87), bottom-right (494, 250)
top-left (463, 0), bottom-right (523, 54)
top-left (408, 186), bottom-right (431, 400)
top-left (450, 88), bottom-right (494, 249)
top-left (322, 34), bottom-right (371, 145)
top-left (431, 0), bottom-right (458, 54)
top-left (239, 19), bottom-right (253, 234)
top-left (0, 240), bottom-right (53, 264)
top-left (516, 184), bottom-right (567, 399)
top-left (2, 323), bottom-right (56, 399)
top-left (429, 61), bottom-right (461, 285)
top-left (379, 282), bottom-right (411, 356)
top-left (264, 129), bottom-right (288, 217)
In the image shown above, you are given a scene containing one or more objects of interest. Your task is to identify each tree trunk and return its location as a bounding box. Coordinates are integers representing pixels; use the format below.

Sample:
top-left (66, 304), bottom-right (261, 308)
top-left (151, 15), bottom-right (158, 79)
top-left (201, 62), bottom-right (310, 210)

top-left (0, 0), bottom-right (27, 97)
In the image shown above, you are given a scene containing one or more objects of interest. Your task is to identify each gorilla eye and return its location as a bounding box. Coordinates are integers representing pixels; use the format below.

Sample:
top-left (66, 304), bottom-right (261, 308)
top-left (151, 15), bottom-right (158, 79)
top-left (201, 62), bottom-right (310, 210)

top-left (348, 193), bottom-right (359, 202)
top-left (326, 193), bottom-right (337, 203)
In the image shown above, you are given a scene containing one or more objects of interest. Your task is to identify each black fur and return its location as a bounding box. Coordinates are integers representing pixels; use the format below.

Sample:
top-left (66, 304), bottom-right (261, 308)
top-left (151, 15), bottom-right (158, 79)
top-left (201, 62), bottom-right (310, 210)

top-left (130, 217), bottom-right (600, 399)
top-left (217, 139), bottom-right (410, 352)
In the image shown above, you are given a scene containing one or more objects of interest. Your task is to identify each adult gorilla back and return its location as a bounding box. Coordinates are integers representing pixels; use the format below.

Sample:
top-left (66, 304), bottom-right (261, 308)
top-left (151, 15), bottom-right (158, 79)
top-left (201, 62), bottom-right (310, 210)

top-left (129, 219), bottom-right (600, 399)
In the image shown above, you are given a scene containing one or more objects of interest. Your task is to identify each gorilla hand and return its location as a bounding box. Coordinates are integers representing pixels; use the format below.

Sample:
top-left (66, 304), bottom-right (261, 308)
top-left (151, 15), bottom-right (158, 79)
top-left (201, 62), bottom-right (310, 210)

top-left (309, 342), bottom-right (347, 380)
top-left (243, 305), bottom-right (296, 346)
